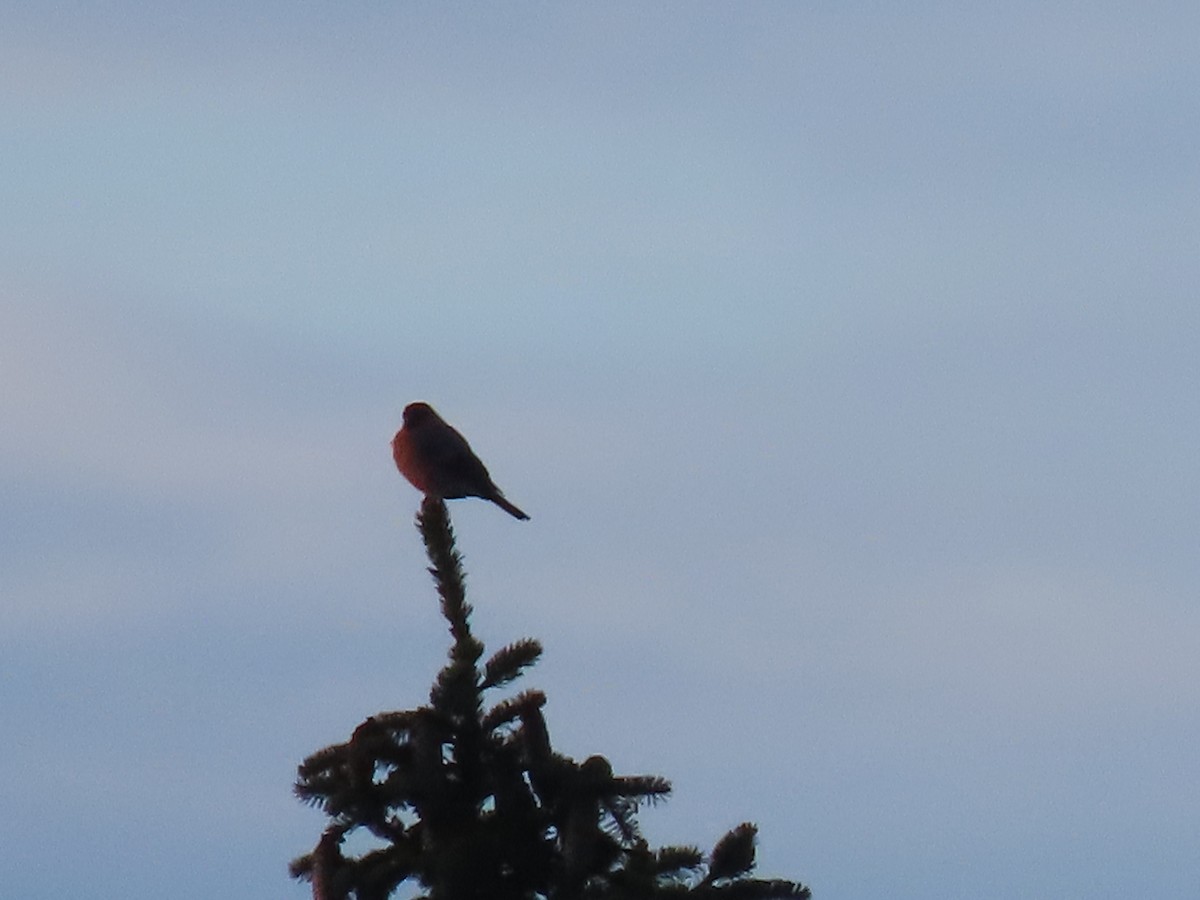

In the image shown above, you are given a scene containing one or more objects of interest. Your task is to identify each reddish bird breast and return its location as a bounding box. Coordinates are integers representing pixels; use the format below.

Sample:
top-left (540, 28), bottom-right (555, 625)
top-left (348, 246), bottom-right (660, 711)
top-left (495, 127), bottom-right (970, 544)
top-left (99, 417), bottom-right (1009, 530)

top-left (392, 429), bottom-right (431, 493)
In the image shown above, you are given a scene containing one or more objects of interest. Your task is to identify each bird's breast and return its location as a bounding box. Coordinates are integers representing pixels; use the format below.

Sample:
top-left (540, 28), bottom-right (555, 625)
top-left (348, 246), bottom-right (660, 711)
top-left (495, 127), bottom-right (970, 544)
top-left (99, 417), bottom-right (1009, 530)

top-left (392, 430), bottom-right (431, 493)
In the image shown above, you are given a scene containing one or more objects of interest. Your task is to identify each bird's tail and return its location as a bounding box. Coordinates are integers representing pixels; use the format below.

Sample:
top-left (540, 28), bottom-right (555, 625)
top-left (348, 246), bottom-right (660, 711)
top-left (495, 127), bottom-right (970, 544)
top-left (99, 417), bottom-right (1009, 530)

top-left (491, 494), bottom-right (530, 521)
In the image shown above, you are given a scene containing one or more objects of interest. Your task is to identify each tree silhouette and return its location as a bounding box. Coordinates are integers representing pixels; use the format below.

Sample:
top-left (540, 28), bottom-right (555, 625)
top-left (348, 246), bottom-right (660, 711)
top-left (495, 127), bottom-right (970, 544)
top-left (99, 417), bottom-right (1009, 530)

top-left (291, 497), bottom-right (810, 900)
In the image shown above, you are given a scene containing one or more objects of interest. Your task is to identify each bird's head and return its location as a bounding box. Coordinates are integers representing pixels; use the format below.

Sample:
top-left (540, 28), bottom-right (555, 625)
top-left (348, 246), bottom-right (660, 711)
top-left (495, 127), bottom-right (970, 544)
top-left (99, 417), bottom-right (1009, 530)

top-left (402, 402), bottom-right (438, 427)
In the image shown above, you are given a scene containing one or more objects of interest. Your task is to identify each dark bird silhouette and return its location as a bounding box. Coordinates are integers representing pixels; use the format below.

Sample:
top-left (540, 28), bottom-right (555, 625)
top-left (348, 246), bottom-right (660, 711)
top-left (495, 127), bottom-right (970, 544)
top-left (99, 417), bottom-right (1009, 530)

top-left (392, 402), bottom-right (529, 520)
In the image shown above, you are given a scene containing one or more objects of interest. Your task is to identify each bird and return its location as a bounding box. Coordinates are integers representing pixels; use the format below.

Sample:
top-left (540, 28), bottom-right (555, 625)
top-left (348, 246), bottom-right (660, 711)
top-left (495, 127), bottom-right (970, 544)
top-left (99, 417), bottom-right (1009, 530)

top-left (391, 402), bottom-right (530, 520)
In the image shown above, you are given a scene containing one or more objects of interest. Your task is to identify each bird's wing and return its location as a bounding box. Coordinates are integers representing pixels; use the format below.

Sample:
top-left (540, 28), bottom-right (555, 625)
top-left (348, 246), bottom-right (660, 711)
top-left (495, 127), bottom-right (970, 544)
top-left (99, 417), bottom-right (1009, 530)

top-left (420, 426), bottom-right (496, 498)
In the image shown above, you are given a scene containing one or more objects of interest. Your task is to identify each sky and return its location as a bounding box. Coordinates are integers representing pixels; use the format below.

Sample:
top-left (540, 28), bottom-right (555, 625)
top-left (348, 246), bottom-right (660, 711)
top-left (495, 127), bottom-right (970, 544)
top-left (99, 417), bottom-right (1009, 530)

top-left (2, 3), bottom-right (1199, 898)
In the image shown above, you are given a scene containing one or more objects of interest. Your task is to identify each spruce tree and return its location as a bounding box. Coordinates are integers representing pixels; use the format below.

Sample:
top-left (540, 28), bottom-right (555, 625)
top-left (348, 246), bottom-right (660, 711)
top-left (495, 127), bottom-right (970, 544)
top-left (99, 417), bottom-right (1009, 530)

top-left (292, 497), bottom-right (811, 900)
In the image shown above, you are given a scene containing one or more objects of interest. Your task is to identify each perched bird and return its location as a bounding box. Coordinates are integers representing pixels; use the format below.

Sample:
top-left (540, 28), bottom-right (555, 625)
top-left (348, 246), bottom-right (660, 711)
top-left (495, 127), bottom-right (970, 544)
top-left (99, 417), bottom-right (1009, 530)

top-left (392, 402), bottom-right (530, 520)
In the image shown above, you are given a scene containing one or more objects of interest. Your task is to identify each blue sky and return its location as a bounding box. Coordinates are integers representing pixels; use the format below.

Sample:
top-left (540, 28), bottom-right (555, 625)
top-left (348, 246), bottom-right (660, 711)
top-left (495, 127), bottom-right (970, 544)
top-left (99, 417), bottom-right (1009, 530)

top-left (3, 4), bottom-right (1198, 898)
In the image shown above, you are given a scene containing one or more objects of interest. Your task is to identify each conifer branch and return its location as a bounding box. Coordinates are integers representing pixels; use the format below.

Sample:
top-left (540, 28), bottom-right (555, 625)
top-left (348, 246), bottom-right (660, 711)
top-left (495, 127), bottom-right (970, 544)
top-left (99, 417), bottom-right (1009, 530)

top-left (417, 498), bottom-right (474, 650)
top-left (655, 844), bottom-right (705, 876)
top-left (292, 496), bottom-right (811, 900)
top-left (706, 822), bottom-right (758, 883)
top-left (481, 688), bottom-right (547, 733)
top-left (481, 638), bottom-right (543, 690)
top-left (419, 498), bottom-right (486, 729)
